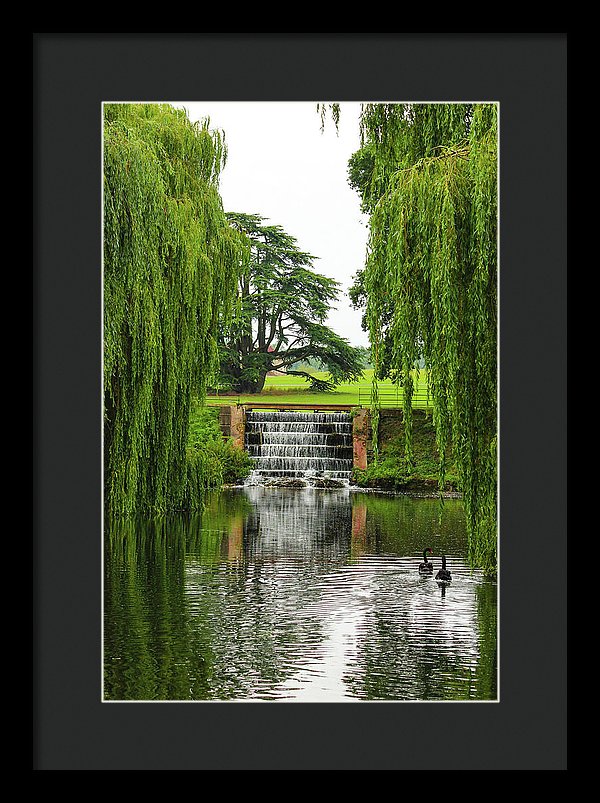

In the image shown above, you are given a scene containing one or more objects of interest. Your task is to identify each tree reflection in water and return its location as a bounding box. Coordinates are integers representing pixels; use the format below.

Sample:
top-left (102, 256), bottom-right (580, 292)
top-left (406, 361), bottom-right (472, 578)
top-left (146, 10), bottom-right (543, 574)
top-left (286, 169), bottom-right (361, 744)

top-left (104, 488), bottom-right (497, 701)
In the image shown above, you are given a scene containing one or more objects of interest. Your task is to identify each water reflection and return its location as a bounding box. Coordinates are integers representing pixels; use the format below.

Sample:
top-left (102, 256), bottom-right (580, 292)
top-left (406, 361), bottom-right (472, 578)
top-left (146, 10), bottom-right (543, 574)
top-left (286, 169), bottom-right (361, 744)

top-left (104, 487), bottom-right (497, 701)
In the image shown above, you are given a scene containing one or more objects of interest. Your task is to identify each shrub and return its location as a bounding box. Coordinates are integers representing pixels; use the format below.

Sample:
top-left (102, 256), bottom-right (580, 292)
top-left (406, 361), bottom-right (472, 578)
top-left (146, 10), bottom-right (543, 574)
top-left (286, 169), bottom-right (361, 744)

top-left (352, 461), bottom-right (409, 490)
top-left (186, 402), bottom-right (253, 490)
top-left (216, 440), bottom-right (254, 484)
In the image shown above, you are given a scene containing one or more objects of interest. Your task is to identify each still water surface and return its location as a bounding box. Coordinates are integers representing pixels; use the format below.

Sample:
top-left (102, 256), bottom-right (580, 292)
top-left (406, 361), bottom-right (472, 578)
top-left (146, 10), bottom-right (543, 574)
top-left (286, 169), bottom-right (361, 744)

top-left (104, 487), bottom-right (497, 701)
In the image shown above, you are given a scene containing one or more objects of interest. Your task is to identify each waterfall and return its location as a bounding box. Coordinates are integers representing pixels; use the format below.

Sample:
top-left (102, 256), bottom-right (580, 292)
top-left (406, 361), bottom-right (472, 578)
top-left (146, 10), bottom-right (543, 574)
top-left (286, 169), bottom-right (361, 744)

top-left (245, 410), bottom-right (353, 485)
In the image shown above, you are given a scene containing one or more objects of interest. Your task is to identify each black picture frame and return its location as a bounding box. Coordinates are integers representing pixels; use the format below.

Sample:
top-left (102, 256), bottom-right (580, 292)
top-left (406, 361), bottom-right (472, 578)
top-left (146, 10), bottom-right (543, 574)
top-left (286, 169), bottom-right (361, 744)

top-left (34, 32), bottom-right (567, 771)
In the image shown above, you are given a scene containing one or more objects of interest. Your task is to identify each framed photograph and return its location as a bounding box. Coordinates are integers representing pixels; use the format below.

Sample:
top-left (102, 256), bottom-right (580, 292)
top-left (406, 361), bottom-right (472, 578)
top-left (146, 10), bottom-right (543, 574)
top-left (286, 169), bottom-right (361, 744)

top-left (34, 33), bottom-right (567, 770)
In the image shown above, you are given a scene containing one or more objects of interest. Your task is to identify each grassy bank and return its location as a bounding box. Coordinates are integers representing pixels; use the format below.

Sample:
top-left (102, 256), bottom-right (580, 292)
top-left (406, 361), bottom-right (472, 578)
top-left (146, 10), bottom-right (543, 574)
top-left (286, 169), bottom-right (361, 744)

top-left (207, 369), bottom-right (433, 409)
top-left (352, 409), bottom-right (460, 494)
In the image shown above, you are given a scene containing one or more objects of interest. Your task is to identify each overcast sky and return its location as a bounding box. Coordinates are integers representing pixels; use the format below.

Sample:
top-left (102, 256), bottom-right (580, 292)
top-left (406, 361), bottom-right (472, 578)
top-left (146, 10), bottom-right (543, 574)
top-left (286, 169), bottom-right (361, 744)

top-left (174, 101), bottom-right (370, 347)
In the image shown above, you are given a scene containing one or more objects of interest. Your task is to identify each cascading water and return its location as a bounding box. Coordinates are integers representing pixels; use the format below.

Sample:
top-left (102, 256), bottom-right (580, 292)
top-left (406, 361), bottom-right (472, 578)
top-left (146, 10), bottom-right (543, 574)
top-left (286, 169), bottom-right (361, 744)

top-left (245, 410), bottom-right (353, 486)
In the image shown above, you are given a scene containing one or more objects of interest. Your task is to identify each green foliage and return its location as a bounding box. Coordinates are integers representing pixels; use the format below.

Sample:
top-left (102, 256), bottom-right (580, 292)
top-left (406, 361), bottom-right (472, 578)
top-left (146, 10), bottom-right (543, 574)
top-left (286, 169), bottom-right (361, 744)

top-left (349, 266), bottom-right (406, 386)
top-left (219, 212), bottom-right (365, 393)
top-left (187, 402), bottom-right (253, 487)
top-left (352, 410), bottom-right (459, 492)
top-left (317, 101), bottom-right (340, 132)
top-left (187, 400), bottom-right (224, 444)
top-left (217, 442), bottom-right (254, 485)
top-left (103, 103), bottom-right (246, 515)
top-left (356, 103), bottom-right (498, 574)
top-left (183, 447), bottom-right (224, 509)
top-left (285, 371), bottom-right (336, 392)
top-left (352, 463), bottom-right (409, 491)
top-left (347, 145), bottom-right (376, 214)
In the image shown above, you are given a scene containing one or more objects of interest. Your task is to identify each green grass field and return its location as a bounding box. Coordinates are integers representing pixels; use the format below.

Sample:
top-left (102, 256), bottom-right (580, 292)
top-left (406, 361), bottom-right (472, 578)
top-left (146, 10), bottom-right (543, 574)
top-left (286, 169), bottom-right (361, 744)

top-left (206, 369), bottom-right (433, 409)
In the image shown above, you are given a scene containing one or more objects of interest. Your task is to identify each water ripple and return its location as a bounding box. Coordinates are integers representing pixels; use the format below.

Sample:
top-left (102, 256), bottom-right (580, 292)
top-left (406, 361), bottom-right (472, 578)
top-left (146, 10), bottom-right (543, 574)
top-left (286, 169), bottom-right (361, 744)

top-left (104, 488), bottom-right (497, 701)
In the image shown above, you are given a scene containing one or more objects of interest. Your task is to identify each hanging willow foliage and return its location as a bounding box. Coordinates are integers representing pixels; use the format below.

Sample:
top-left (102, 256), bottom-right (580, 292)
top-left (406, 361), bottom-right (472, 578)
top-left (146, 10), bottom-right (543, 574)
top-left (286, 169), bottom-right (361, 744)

top-left (360, 103), bottom-right (498, 575)
top-left (103, 103), bottom-right (246, 516)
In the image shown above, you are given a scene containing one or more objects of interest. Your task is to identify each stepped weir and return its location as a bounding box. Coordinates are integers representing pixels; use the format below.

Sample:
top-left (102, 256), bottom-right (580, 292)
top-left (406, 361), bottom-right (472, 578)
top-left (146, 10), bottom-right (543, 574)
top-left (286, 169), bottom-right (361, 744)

top-left (217, 405), bottom-right (372, 486)
top-left (246, 410), bottom-right (353, 482)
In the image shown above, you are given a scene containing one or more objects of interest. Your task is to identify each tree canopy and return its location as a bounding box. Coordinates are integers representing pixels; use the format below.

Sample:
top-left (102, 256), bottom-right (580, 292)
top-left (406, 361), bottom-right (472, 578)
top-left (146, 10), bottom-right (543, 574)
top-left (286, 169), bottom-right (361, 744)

top-left (218, 212), bottom-right (365, 393)
top-left (103, 103), bottom-right (244, 515)
top-left (347, 102), bottom-right (498, 574)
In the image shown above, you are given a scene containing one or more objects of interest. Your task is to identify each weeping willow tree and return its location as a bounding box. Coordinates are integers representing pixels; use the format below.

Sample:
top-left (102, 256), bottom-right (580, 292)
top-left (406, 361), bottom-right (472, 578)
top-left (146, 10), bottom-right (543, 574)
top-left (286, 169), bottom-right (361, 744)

top-left (103, 103), bottom-right (246, 516)
top-left (342, 102), bottom-right (498, 575)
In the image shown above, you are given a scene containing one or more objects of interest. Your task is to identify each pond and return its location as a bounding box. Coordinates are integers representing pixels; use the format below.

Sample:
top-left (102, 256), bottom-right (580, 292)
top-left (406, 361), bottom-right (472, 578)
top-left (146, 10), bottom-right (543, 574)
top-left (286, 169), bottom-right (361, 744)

top-left (103, 487), bottom-right (497, 702)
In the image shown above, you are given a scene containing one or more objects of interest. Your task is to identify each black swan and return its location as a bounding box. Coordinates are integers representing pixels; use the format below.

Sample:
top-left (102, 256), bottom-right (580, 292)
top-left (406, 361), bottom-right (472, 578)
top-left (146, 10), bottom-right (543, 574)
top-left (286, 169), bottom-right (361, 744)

top-left (419, 547), bottom-right (434, 574)
top-left (435, 554), bottom-right (452, 583)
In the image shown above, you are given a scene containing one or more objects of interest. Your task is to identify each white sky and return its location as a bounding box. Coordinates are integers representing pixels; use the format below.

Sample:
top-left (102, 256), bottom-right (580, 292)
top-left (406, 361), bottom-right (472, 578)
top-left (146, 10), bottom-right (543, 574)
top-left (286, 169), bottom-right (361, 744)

top-left (174, 101), bottom-right (371, 348)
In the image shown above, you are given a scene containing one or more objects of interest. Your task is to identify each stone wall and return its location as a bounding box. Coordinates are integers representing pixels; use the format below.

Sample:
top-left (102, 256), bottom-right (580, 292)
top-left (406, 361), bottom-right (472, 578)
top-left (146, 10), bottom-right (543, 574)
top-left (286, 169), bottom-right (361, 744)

top-left (218, 405), bottom-right (246, 449)
top-left (352, 408), bottom-right (372, 470)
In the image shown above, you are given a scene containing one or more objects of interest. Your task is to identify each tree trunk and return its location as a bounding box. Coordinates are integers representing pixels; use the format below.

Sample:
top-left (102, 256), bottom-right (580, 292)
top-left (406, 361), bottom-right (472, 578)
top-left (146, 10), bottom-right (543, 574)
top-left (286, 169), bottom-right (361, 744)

top-left (255, 370), bottom-right (268, 394)
top-left (234, 370), bottom-right (267, 395)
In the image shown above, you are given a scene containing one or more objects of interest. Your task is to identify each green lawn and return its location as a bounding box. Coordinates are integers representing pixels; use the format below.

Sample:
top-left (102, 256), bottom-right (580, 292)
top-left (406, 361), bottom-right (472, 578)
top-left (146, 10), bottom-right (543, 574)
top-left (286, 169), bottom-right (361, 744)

top-left (206, 369), bottom-right (433, 409)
